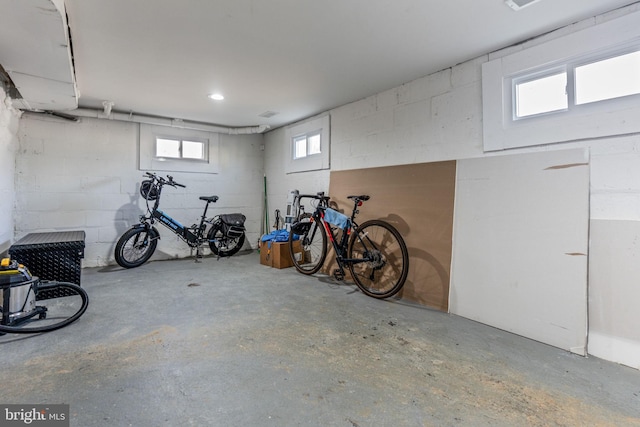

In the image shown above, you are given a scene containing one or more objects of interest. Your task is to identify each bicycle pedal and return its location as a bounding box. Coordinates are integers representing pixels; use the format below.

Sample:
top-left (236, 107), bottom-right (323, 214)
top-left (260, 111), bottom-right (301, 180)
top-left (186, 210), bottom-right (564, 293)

top-left (333, 269), bottom-right (345, 281)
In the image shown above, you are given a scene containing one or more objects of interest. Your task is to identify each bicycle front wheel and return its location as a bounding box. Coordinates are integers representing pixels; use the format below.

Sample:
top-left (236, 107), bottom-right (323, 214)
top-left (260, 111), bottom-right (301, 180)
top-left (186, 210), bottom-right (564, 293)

top-left (347, 220), bottom-right (409, 299)
top-left (289, 219), bottom-right (327, 275)
top-left (115, 227), bottom-right (158, 268)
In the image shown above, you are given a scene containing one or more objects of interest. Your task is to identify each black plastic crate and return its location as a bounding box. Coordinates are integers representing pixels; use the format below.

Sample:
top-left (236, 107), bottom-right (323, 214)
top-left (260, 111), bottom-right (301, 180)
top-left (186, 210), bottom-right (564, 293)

top-left (9, 231), bottom-right (85, 286)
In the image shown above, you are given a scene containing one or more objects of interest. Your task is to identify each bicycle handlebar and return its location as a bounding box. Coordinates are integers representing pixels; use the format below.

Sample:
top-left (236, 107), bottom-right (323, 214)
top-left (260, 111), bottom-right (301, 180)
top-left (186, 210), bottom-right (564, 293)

top-left (144, 172), bottom-right (186, 188)
top-left (296, 192), bottom-right (330, 204)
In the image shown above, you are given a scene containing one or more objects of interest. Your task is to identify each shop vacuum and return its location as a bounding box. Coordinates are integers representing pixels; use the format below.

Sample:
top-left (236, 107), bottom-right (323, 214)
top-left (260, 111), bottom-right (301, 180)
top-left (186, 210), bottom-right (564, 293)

top-left (0, 258), bottom-right (89, 334)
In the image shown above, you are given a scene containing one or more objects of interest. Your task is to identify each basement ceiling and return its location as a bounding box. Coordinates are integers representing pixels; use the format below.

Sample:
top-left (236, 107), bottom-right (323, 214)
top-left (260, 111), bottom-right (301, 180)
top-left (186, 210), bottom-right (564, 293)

top-left (1, 0), bottom-right (638, 129)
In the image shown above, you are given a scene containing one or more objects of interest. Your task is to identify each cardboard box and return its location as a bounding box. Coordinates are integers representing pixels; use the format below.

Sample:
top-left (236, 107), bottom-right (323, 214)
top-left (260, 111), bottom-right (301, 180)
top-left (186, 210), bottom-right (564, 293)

top-left (259, 241), bottom-right (271, 266)
top-left (260, 240), bottom-right (302, 269)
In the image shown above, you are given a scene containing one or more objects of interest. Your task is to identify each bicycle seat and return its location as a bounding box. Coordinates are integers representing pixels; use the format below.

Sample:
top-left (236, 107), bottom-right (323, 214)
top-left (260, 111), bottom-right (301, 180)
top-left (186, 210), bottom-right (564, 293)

top-left (199, 196), bottom-right (219, 203)
top-left (348, 195), bottom-right (370, 202)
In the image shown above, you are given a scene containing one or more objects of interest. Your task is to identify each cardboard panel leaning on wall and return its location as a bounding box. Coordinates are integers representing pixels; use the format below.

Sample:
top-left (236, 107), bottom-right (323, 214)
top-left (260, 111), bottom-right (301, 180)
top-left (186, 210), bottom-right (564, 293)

top-left (450, 148), bottom-right (589, 355)
top-left (329, 161), bottom-right (456, 311)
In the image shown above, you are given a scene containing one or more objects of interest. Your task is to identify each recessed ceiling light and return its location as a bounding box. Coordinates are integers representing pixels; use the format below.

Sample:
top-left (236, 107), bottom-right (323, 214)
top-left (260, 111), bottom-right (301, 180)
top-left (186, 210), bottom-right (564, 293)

top-left (209, 93), bottom-right (224, 101)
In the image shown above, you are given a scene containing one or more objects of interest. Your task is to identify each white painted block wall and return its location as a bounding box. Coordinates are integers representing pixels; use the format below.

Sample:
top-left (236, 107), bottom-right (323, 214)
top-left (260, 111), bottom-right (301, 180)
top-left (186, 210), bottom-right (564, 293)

top-left (15, 114), bottom-right (264, 267)
top-left (0, 88), bottom-right (20, 254)
top-left (263, 125), bottom-right (330, 223)
top-left (264, 4), bottom-right (640, 369)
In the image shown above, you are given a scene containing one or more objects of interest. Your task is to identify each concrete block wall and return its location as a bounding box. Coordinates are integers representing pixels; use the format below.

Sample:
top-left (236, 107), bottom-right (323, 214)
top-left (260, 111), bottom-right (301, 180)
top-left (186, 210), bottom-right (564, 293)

top-left (15, 114), bottom-right (264, 267)
top-left (330, 59), bottom-right (485, 171)
top-left (0, 88), bottom-right (20, 254)
top-left (264, 4), bottom-right (640, 369)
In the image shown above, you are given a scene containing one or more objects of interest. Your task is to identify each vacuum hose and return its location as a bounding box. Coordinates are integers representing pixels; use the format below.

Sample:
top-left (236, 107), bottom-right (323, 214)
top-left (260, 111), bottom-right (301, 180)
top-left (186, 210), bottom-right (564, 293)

top-left (0, 258), bottom-right (90, 334)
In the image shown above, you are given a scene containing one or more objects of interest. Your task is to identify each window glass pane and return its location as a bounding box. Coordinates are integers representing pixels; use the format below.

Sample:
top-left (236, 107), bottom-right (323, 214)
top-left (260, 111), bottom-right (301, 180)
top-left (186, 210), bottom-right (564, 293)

top-left (156, 138), bottom-right (180, 158)
top-left (308, 134), bottom-right (321, 155)
top-left (182, 140), bottom-right (204, 159)
top-left (294, 136), bottom-right (307, 159)
top-left (575, 51), bottom-right (640, 105)
top-left (515, 73), bottom-right (568, 118)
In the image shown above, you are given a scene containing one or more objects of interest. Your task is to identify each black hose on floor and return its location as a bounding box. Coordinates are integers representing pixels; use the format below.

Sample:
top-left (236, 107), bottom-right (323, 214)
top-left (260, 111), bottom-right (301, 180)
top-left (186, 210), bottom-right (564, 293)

top-left (0, 281), bottom-right (89, 334)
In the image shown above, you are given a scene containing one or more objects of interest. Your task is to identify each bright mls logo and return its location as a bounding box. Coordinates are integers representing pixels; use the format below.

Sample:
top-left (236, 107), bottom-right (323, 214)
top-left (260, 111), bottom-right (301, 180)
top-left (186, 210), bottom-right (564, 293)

top-left (1, 405), bottom-right (69, 426)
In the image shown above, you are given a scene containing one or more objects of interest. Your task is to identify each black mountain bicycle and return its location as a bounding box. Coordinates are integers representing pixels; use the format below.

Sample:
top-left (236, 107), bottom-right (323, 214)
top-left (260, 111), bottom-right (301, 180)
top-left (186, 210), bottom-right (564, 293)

top-left (115, 173), bottom-right (246, 268)
top-left (289, 193), bottom-right (409, 299)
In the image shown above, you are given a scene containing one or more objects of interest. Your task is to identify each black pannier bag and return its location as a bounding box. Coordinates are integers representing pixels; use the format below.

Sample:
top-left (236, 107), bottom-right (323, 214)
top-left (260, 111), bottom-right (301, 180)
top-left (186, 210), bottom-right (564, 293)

top-left (220, 214), bottom-right (246, 238)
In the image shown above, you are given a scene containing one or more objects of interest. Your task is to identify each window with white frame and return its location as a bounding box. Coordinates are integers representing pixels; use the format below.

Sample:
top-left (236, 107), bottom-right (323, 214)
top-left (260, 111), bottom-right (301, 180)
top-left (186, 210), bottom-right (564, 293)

top-left (285, 114), bottom-right (330, 173)
top-left (513, 70), bottom-right (568, 119)
top-left (292, 130), bottom-right (321, 159)
top-left (512, 49), bottom-right (640, 121)
top-left (482, 10), bottom-right (640, 151)
top-left (139, 124), bottom-right (220, 174)
top-left (155, 137), bottom-right (208, 161)
top-left (575, 50), bottom-right (640, 105)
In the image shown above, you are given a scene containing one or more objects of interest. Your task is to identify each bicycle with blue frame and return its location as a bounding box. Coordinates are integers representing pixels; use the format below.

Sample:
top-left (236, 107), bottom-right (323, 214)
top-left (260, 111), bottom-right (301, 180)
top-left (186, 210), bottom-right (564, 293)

top-left (289, 193), bottom-right (409, 299)
top-left (115, 172), bottom-right (246, 268)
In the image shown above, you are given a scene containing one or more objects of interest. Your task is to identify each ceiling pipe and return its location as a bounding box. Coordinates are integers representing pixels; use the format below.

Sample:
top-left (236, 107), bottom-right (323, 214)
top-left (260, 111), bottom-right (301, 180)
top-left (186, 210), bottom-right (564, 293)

top-left (101, 101), bottom-right (114, 116)
top-left (66, 107), bottom-right (270, 134)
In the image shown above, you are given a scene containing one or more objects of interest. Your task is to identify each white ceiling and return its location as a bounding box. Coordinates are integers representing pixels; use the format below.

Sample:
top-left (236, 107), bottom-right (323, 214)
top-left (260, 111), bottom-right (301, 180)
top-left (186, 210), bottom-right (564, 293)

top-left (2, 0), bottom-right (638, 129)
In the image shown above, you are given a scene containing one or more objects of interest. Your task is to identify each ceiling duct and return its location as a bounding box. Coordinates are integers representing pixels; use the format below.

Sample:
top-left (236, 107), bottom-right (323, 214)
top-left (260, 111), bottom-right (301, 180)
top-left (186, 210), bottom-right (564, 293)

top-left (505, 0), bottom-right (542, 10)
top-left (0, 0), bottom-right (78, 111)
top-left (62, 108), bottom-right (271, 135)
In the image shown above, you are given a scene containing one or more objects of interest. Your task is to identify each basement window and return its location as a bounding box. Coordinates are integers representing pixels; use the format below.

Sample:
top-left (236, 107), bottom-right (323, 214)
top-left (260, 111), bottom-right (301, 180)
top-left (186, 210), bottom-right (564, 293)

top-left (285, 114), bottom-right (330, 173)
top-left (155, 137), bottom-right (207, 161)
top-left (513, 49), bottom-right (640, 121)
top-left (293, 131), bottom-right (321, 159)
top-left (514, 70), bottom-right (568, 119)
top-left (575, 50), bottom-right (640, 105)
top-left (140, 124), bottom-right (219, 174)
top-left (482, 10), bottom-right (640, 151)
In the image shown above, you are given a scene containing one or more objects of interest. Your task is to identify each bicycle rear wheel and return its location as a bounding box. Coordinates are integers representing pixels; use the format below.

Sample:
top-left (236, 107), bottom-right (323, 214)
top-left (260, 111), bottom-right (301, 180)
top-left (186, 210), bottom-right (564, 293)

top-left (347, 220), bottom-right (409, 299)
top-left (289, 219), bottom-right (327, 275)
top-left (208, 223), bottom-right (245, 257)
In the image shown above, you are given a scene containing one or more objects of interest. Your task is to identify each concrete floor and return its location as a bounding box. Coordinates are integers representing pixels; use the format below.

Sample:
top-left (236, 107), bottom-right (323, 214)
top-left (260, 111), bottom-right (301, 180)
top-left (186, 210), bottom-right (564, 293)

top-left (1, 251), bottom-right (639, 426)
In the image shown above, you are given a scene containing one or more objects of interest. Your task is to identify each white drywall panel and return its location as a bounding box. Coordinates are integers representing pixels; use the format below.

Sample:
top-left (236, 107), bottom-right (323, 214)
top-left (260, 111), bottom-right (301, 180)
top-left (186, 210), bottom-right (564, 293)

top-left (588, 219), bottom-right (640, 369)
top-left (450, 148), bottom-right (589, 354)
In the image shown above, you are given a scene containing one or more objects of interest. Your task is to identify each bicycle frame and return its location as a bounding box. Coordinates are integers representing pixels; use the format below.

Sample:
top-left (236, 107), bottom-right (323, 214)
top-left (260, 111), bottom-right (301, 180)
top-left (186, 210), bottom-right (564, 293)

top-left (139, 174), bottom-right (215, 249)
top-left (316, 207), bottom-right (370, 268)
top-left (298, 193), bottom-right (370, 267)
top-left (150, 205), bottom-right (211, 248)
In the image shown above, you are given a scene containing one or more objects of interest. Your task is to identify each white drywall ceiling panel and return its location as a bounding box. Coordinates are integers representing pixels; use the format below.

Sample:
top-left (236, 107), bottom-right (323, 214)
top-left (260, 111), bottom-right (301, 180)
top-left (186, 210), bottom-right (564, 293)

top-left (0, 0), bottom-right (77, 110)
top-left (450, 148), bottom-right (589, 354)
